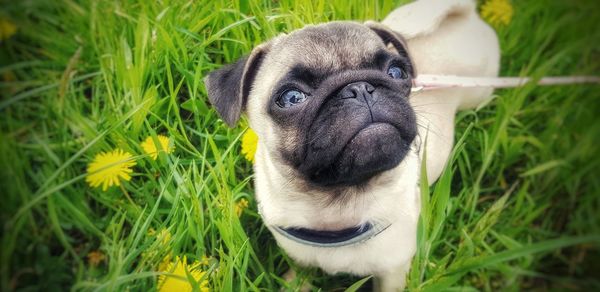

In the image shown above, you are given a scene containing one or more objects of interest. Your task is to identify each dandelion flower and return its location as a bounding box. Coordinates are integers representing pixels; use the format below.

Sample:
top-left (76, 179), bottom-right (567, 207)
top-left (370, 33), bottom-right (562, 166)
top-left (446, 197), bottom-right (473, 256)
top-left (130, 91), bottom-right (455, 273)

top-left (0, 18), bottom-right (17, 41)
top-left (158, 255), bottom-right (171, 272)
top-left (158, 256), bottom-right (209, 292)
top-left (156, 229), bottom-right (173, 271)
top-left (200, 255), bottom-right (210, 266)
top-left (87, 250), bottom-right (105, 267)
top-left (241, 128), bottom-right (258, 163)
top-left (141, 135), bottom-right (174, 160)
top-left (86, 149), bottom-right (136, 191)
top-left (234, 198), bottom-right (249, 217)
top-left (156, 229), bottom-right (172, 245)
top-left (147, 228), bottom-right (157, 236)
top-left (481, 0), bottom-right (513, 27)
top-left (145, 228), bottom-right (174, 271)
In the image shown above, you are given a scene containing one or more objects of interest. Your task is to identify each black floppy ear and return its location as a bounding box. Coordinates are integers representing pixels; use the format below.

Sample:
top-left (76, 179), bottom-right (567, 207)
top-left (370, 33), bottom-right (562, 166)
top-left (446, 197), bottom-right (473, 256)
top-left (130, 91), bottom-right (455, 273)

top-left (365, 22), bottom-right (412, 65)
top-left (204, 44), bottom-right (269, 127)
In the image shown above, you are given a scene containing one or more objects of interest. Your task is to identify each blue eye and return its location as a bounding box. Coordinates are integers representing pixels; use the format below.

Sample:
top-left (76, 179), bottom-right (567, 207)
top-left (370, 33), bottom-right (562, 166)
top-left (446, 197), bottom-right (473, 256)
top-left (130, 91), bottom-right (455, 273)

top-left (276, 89), bottom-right (307, 108)
top-left (387, 66), bottom-right (407, 79)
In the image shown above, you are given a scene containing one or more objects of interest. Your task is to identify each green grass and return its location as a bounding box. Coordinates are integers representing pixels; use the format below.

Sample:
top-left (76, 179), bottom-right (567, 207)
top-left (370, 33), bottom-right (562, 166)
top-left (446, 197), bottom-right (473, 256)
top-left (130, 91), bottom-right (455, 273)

top-left (1, 0), bottom-right (599, 291)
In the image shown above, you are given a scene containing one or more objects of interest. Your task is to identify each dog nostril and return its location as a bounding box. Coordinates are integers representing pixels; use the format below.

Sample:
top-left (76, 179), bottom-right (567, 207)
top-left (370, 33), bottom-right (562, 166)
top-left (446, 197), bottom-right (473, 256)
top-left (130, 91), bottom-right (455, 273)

top-left (339, 82), bottom-right (375, 99)
top-left (341, 88), bottom-right (356, 99)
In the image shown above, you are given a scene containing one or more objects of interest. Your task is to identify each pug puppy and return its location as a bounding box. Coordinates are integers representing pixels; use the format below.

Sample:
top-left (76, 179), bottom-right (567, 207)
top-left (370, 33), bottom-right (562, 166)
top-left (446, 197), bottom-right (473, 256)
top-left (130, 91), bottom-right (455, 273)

top-left (204, 0), bottom-right (499, 290)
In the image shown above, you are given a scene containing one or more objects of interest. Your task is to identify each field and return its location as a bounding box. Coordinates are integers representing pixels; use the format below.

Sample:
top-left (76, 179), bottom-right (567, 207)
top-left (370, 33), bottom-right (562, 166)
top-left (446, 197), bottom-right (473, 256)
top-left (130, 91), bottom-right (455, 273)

top-left (1, 0), bottom-right (599, 291)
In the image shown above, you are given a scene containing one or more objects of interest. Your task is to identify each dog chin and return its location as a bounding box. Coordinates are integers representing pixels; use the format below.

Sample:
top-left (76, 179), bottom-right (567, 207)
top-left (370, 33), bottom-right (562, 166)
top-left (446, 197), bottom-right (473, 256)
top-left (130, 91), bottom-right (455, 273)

top-left (307, 122), bottom-right (410, 187)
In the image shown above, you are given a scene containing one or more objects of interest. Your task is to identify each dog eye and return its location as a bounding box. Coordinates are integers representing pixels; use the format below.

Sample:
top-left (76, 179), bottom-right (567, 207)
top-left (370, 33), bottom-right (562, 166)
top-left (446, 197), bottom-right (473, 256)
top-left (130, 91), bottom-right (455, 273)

top-left (387, 66), bottom-right (407, 79)
top-left (276, 89), bottom-right (307, 108)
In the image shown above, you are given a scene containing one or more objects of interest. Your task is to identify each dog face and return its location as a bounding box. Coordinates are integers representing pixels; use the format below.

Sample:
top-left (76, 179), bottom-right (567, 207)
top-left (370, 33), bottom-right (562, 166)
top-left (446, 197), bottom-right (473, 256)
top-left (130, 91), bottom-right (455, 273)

top-left (205, 21), bottom-right (417, 189)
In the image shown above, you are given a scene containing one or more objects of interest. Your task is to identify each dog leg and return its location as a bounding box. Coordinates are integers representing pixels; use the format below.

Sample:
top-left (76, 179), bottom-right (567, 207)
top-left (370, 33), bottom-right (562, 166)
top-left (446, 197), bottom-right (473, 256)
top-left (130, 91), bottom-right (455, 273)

top-left (282, 269), bottom-right (311, 292)
top-left (373, 263), bottom-right (411, 292)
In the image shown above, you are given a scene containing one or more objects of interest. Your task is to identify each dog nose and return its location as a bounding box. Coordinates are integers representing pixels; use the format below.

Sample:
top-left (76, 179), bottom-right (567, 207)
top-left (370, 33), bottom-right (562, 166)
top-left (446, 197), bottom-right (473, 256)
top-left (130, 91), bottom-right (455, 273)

top-left (338, 82), bottom-right (375, 99)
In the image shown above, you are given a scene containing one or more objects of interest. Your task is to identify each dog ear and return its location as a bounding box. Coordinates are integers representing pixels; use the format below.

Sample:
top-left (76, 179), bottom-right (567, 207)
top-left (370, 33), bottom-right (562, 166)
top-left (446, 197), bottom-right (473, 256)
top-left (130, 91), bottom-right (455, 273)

top-left (365, 21), bottom-right (411, 61)
top-left (204, 43), bottom-right (269, 127)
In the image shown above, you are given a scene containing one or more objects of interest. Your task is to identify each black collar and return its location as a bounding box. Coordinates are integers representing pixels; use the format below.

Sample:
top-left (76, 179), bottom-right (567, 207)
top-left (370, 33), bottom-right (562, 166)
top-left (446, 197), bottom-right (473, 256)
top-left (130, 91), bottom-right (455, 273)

top-left (272, 222), bottom-right (391, 248)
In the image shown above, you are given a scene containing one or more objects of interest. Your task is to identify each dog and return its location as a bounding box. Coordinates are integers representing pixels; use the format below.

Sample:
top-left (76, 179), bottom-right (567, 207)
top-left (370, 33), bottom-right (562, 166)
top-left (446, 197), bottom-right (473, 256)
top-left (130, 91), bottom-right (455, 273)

top-left (204, 0), bottom-right (499, 290)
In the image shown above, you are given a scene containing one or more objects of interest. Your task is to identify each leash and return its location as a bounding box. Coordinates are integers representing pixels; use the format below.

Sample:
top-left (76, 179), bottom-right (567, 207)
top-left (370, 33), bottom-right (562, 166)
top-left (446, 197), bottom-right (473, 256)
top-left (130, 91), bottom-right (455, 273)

top-left (411, 74), bottom-right (600, 92)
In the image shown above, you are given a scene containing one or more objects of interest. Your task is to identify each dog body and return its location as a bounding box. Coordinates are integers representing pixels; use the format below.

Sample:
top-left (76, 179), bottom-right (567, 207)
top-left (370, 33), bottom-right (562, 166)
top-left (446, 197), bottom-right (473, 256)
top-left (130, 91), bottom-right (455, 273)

top-left (384, 0), bottom-right (500, 183)
top-left (205, 0), bottom-right (499, 290)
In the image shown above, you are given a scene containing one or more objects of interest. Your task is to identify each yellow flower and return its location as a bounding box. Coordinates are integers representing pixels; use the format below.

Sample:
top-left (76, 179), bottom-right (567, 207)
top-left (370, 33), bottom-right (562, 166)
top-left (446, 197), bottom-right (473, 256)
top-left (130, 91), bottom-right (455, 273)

top-left (87, 250), bottom-right (105, 267)
top-left (86, 149), bottom-right (136, 191)
top-left (481, 0), bottom-right (513, 27)
top-left (158, 256), bottom-right (209, 292)
top-left (158, 255), bottom-right (171, 272)
top-left (141, 135), bottom-right (174, 160)
top-left (156, 229), bottom-right (172, 245)
top-left (241, 128), bottom-right (258, 163)
top-left (200, 255), bottom-right (210, 266)
top-left (234, 198), bottom-right (249, 217)
top-left (145, 228), bottom-right (174, 271)
top-left (0, 18), bottom-right (17, 41)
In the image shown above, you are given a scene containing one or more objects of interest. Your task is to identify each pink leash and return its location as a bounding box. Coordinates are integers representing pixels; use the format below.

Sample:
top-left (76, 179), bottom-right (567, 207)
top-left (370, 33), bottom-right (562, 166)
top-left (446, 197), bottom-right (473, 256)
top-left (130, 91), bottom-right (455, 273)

top-left (411, 74), bottom-right (600, 92)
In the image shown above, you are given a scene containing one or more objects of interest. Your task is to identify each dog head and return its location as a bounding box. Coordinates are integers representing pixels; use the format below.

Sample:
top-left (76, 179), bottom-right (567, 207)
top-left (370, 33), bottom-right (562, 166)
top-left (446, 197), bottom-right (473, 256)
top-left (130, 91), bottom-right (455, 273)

top-left (205, 21), bottom-right (417, 189)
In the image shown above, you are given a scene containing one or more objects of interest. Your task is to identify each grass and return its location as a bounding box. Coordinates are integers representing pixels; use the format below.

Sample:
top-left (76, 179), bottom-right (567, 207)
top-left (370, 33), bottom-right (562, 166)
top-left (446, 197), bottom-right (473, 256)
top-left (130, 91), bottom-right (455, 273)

top-left (1, 0), bottom-right (599, 291)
